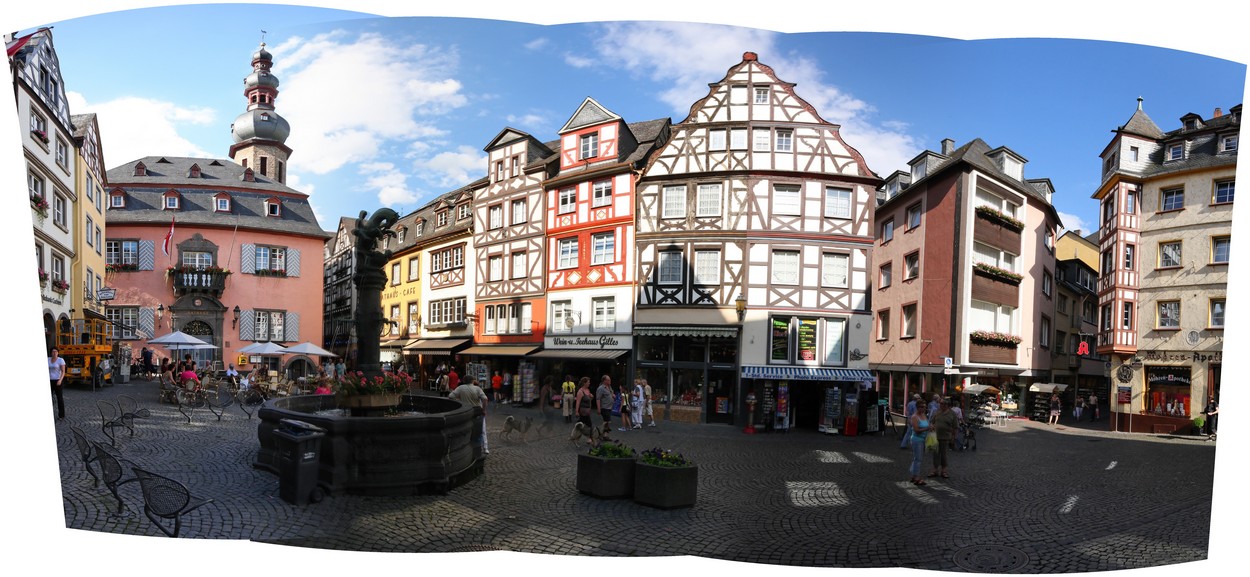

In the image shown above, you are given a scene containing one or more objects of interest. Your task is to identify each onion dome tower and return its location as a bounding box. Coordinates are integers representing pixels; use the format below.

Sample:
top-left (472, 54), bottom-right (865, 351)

top-left (229, 42), bottom-right (292, 184)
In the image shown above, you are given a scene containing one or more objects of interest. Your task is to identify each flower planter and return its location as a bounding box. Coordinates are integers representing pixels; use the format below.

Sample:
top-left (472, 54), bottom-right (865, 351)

top-left (968, 341), bottom-right (1017, 365)
top-left (633, 462), bottom-right (698, 509)
top-left (336, 393), bottom-right (401, 409)
top-left (576, 453), bottom-right (635, 499)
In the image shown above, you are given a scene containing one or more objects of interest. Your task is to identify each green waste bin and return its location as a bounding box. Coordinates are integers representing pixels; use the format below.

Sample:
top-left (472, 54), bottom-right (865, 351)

top-left (273, 418), bottom-right (326, 505)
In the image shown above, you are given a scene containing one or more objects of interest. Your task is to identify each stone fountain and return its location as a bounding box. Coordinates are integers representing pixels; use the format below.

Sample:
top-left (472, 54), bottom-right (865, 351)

top-left (253, 208), bottom-right (484, 496)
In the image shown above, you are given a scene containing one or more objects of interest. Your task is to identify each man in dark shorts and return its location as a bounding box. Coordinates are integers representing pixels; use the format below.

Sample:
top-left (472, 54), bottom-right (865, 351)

top-left (595, 375), bottom-right (615, 427)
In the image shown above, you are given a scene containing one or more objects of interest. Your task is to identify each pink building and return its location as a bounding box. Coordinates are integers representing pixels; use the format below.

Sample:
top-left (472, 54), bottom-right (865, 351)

top-left (102, 43), bottom-right (328, 376)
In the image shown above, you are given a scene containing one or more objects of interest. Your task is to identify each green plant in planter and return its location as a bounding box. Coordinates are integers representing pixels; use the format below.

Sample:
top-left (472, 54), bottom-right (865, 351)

top-left (1193, 417), bottom-right (1206, 435)
top-left (974, 205), bottom-right (1025, 231)
top-left (577, 441), bottom-right (636, 499)
top-left (634, 447), bottom-right (698, 509)
top-left (969, 330), bottom-right (1023, 348)
top-left (589, 441), bottom-right (636, 458)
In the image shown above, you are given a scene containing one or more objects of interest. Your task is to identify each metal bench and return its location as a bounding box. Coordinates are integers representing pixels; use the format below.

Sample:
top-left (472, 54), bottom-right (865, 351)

top-left (96, 400), bottom-right (128, 446)
top-left (91, 440), bottom-right (138, 516)
top-left (69, 426), bottom-right (102, 487)
top-left (131, 467), bottom-right (213, 537)
top-left (117, 394), bottom-right (150, 431)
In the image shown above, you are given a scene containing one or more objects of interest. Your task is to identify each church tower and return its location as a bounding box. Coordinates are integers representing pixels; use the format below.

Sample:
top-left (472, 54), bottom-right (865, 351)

top-left (229, 42), bottom-right (291, 184)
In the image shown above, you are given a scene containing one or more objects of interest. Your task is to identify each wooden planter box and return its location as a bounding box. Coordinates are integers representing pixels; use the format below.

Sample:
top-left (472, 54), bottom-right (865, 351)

top-left (633, 463), bottom-right (698, 509)
top-left (973, 212), bottom-right (1023, 251)
top-left (968, 341), bottom-right (1017, 365)
top-left (576, 454), bottom-right (635, 499)
top-left (971, 270), bottom-right (1020, 305)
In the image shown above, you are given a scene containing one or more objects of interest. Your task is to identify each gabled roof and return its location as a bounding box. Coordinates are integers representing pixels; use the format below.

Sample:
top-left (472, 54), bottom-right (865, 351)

top-left (558, 97), bottom-right (622, 134)
top-left (483, 127), bottom-right (552, 155)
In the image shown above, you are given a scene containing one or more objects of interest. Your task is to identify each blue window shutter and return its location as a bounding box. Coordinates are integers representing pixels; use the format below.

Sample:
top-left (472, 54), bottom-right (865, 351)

top-left (139, 240), bottom-right (155, 270)
top-left (284, 311), bottom-right (299, 341)
top-left (287, 248), bottom-right (300, 277)
top-left (241, 244), bottom-right (255, 274)
top-left (239, 309), bottom-right (255, 341)
top-left (138, 307), bottom-right (155, 338)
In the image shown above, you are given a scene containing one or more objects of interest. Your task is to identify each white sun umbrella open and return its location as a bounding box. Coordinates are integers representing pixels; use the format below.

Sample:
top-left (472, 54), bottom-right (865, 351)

top-left (238, 341), bottom-right (289, 355)
top-left (148, 331), bottom-right (212, 348)
top-left (277, 342), bottom-right (338, 357)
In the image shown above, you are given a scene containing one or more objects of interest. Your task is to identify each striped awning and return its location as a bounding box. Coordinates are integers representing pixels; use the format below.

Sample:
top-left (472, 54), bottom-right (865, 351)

top-left (380, 339), bottom-right (416, 349)
top-left (634, 325), bottom-right (739, 338)
top-left (528, 349), bottom-right (630, 360)
top-left (740, 366), bottom-right (875, 381)
top-left (402, 338), bottom-right (471, 352)
top-left (460, 345), bottom-right (539, 357)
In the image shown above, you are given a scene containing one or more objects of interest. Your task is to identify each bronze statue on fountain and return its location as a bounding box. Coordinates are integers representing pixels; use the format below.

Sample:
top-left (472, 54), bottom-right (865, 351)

top-left (351, 207), bottom-right (399, 379)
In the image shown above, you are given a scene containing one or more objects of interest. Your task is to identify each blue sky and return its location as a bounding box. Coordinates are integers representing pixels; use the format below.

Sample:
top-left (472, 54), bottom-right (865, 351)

top-left (17, 3), bottom-right (1247, 236)
top-left (5, 2), bottom-right (1249, 575)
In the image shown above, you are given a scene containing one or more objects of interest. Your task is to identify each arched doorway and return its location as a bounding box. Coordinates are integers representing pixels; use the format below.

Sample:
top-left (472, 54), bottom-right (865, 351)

top-left (182, 319), bottom-right (217, 370)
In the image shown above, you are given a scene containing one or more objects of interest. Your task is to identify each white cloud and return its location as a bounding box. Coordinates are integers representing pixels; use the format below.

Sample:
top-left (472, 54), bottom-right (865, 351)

top-left (270, 31), bottom-right (469, 175)
top-left (563, 53), bottom-right (595, 68)
top-left (67, 92), bottom-right (215, 163)
top-left (505, 113), bottom-right (550, 131)
top-left (359, 162), bottom-right (419, 206)
top-left (417, 145), bottom-right (485, 188)
top-left (1056, 211), bottom-right (1090, 234)
top-left (588, 22), bottom-right (922, 176)
top-left (524, 37), bottom-right (549, 51)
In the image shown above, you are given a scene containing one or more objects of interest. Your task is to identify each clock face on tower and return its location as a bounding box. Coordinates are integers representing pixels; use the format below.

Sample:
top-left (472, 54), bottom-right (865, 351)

top-left (1117, 365), bottom-right (1133, 383)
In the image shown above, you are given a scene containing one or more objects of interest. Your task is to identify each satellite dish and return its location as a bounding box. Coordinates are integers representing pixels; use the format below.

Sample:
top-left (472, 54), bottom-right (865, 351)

top-left (1185, 330), bottom-right (1201, 346)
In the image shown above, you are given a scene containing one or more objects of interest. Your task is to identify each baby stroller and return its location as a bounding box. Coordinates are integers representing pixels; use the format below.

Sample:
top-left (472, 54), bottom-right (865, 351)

top-left (955, 420), bottom-right (977, 451)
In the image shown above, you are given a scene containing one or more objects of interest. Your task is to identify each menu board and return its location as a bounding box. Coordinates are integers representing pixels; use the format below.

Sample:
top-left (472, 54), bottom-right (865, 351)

top-left (797, 318), bottom-right (818, 361)
top-left (771, 317), bottom-right (791, 361)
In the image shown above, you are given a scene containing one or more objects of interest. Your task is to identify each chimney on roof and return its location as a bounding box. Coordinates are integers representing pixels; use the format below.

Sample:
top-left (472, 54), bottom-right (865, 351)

top-left (1214, 107), bottom-right (1223, 118)
top-left (941, 138), bottom-right (955, 155)
top-left (743, 52), bottom-right (757, 62)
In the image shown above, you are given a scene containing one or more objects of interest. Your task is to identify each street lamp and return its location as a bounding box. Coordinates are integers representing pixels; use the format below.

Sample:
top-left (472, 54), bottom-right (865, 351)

top-left (735, 293), bottom-right (747, 322)
top-left (232, 305), bottom-right (241, 328)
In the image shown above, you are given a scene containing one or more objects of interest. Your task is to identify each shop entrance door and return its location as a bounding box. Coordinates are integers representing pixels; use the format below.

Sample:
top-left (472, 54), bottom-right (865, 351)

top-left (705, 369), bottom-right (736, 424)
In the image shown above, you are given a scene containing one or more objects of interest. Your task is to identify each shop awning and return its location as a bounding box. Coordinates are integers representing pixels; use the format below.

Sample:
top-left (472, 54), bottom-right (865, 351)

top-left (460, 345), bottom-right (539, 356)
top-left (1029, 383), bottom-right (1070, 394)
top-left (740, 366), bottom-right (875, 381)
top-left (528, 349), bottom-right (630, 360)
top-left (634, 325), bottom-right (740, 338)
top-left (380, 339), bottom-right (415, 349)
top-left (402, 338), bottom-right (471, 352)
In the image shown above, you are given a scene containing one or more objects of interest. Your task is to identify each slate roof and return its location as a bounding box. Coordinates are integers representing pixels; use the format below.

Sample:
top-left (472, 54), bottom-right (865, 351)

top-left (880, 138), bottom-right (1062, 226)
top-left (105, 155), bottom-right (329, 239)
top-left (1110, 104), bottom-right (1240, 181)
top-left (389, 177), bottom-right (489, 253)
top-left (1118, 108), bottom-right (1165, 139)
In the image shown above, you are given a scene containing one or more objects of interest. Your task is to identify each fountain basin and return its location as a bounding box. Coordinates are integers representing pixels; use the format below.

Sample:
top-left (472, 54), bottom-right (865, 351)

top-left (254, 392), bottom-right (484, 496)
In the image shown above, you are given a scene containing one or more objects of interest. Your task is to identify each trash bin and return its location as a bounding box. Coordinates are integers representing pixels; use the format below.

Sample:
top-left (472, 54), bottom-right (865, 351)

top-left (273, 418), bottom-right (326, 505)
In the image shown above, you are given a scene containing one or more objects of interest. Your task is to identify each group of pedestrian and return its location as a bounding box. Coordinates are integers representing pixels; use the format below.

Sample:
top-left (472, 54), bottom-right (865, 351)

top-left (901, 392), bottom-right (964, 486)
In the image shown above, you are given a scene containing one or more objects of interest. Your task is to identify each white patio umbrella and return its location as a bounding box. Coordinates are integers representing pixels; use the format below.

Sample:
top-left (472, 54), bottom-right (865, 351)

top-left (148, 331), bottom-right (212, 347)
top-left (278, 342), bottom-right (338, 357)
top-left (238, 341), bottom-right (289, 355)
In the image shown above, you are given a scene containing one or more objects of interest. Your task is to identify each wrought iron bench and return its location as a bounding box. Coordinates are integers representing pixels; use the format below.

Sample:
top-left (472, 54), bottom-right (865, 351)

top-left (96, 400), bottom-right (128, 446)
top-left (70, 426), bottom-right (102, 487)
top-left (91, 440), bottom-right (138, 516)
top-left (131, 467), bottom-right (213, 537)
top-left (117, 394), bottom-right (150, 431)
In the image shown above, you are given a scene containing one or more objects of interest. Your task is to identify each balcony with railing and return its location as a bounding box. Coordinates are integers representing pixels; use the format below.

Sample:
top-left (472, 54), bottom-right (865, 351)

top-left (170, 268), bottom-right (231, 298)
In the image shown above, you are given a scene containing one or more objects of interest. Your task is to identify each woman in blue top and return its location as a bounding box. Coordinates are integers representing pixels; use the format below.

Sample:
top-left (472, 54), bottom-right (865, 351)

top-left (908, 407), bottom-right (932, 485)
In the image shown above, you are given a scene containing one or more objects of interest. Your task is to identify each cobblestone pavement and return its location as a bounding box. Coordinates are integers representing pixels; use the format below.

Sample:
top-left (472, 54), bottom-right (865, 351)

top-left (47, 378), bottom-right (1217, 573)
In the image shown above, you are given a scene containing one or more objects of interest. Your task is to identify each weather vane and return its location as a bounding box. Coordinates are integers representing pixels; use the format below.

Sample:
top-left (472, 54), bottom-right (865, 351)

top-left (260, 30), bottom-right (267, 45)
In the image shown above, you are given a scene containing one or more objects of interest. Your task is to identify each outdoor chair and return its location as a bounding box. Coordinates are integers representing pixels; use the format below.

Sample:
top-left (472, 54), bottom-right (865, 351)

top-left (116, 395), bottom-right (150, 432)
top-left (91, 440), bottom-right (138, 516)
top-left (69, 426), bottom-right (101, 487)
top-left (97, 400), bottom-right (127, 446)
top-left (131, 466), bottom-right (213, 537)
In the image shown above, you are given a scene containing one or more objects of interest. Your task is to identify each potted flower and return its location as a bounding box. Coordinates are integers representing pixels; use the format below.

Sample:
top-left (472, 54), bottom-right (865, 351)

top-left (332, 369), bottom-right (414, 408)
top-left (51, 279), bottom-right (70, 294)
top-left (633, 447), bottom-right (698, 509)
top-left (973, 262), bottom-right (1024, 285)
top-left (106, 263), bottom-right (139, 273)
top-left (969, 330), bottom-right (1023, 348)
top-left (576, 441), bottom-right (636, 499)
top-left (38, 268), bottom-right (49, 287)
top-left (30, 193), bottom-right (49, 219)
top-left (974, 205), bottom-right (1025, 232)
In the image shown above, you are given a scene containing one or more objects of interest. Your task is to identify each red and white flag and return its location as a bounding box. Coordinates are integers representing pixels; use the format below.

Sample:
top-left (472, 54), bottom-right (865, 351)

top-left (5, 28), bottom-right (51, 58)
top-left (162, 217), bottom-right (176, 258)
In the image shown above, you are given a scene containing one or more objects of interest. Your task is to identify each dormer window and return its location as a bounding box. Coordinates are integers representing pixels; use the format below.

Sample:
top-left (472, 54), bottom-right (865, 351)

top-left (458, 203), bottom-right (471, 220)
top-left (1002, 157), bottom-right (1023, 180)
top-left (1221, 134), bottom-right (1238, 152)
top-left (437, 211), bottom-right (448, 227)
top-left (416, 220), bottom-right (425, 235)
top-left (1167, 143), bottom-right (1185, 161)
top-left (109, 191), bottom-right (125, 209)
top-left (579, 132), bottom-right (598, 160)
top-left (133, 162), bottom-right (147, 177)
top-left (242, 167), bottom-right (256, 182)
top-left (188, 163), bottom-right (202, 178)
top-left (163, 191), bottom-right (180, 210)
top-left (911, 161), bottom-right (927, 181)
top-left (398, 227), bottom-right (406, 243)
top-left (264, 198), bottom-right (282, 217)
top-left (214, 194), bottom-right (231, 212)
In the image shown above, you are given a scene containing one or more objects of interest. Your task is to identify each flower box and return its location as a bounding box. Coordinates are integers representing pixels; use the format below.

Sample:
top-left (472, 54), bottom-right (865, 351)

top-left (576, 453), bottom-right (635, 499)
top-left (633, 462), bottom-right (698, 509)
top-left (975, 205), bottom-right (1025, 232)
top-left (969, 341), bottom-right (1017, 365)
top-left (31, 129), bottom-right (48, 144)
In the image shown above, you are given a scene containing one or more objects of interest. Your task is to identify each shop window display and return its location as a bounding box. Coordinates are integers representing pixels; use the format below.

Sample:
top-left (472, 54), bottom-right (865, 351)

top-left (1146, 366), bottom-right (1192, 417)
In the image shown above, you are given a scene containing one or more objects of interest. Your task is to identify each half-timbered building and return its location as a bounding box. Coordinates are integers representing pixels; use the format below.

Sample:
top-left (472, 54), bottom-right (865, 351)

top-left (635, 52), bottom-right (877, 429)
top-left (539, 98), bottom-right (671, 389)
top-left (323, 217), bottom-right (357, 362)
top-left (464, 128), bottom-right (554, 401)
top-left (870, 138), bottom-right (1061, 417)
top-left (377, 209), bottom-right (427, 372)
top-left (1092, 100), bottom-right (1236, 432)
top-left (401, 183), bottom-right (482, 380)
